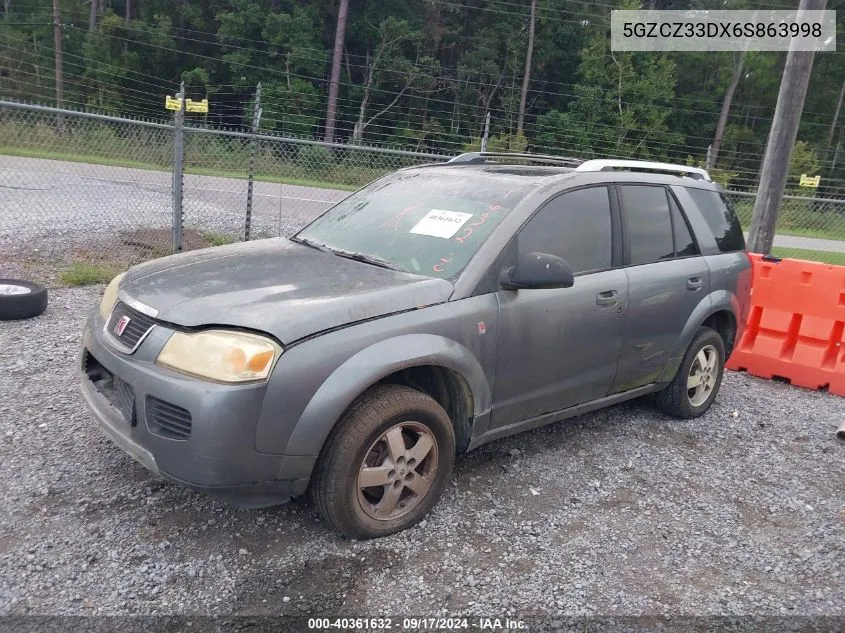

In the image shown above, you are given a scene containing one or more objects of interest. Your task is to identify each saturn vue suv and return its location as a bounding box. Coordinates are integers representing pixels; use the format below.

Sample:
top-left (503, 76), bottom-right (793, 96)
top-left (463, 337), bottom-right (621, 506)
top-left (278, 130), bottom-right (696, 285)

top-left (80, 152), bottom-right (752, 538)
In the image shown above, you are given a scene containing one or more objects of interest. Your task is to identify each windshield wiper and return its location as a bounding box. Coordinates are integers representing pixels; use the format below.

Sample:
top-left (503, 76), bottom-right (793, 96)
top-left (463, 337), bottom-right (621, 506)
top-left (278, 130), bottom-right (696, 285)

top-left (292, 237), bottom-right (395, 270)
top-left (290, 236), bottom-right (332, 253)
top-left (331, 249), bottom-right (395, 270)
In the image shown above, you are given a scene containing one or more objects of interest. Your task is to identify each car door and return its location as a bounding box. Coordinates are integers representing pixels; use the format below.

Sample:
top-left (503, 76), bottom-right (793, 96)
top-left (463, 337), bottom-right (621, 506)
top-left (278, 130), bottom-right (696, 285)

top-left (611, 184), bottom-right (710, 393)
top-left (490, 185), bottom-right (628, 429)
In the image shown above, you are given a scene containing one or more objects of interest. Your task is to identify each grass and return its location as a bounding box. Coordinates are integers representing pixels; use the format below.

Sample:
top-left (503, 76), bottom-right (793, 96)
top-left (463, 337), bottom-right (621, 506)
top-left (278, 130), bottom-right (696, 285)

top-left (731, 197), bottom-right (845, 243)
top-left (55, 229), bottom-right (242, 287)
top-left (0, 146), bottom-right (358, 192)
top-left (769, 247), bottom-right (845, 266)
top-left (59, 261), bottom-right (124, 286)
top-left (767, 226), bottom-right (845, 241)
top-left (201, 230), bottom-right (239, 247)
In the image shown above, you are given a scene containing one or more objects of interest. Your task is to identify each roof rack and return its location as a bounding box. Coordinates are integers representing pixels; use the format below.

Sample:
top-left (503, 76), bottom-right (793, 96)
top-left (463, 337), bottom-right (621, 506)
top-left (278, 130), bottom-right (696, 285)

top-left (575, 159), bottom-right (711, 181)
top-left (448, 151), bottom-right (584, 168)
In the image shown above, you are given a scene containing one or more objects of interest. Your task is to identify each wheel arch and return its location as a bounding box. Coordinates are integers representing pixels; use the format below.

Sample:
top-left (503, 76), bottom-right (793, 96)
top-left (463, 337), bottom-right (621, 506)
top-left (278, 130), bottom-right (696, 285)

top-left (283, 334), bottom-right (491, 458)
top-left (659, 291), bottom-right (740, 383)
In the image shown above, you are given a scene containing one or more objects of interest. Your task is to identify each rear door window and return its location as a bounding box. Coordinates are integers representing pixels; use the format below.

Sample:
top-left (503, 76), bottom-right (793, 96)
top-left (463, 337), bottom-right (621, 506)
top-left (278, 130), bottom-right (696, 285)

top-left (685, 188), bottom-right (745, 252)
top-left (618, 185), bottom-right (675, 266)
top-left (670, 194), bottom-right (699, 257)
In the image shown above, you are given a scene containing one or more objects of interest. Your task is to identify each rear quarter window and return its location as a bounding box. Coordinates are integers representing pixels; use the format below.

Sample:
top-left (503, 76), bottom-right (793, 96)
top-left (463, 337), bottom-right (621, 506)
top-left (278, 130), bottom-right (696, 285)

top-left (685, 188), bottom-right (745, 252)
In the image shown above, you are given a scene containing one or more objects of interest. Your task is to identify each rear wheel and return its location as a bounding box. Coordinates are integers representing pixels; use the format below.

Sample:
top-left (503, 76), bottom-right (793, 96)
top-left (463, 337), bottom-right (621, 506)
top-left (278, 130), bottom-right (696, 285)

top-left (655, 326), bottom-right (725, 419)
top-left (311, 385), bottom-right (455, 539)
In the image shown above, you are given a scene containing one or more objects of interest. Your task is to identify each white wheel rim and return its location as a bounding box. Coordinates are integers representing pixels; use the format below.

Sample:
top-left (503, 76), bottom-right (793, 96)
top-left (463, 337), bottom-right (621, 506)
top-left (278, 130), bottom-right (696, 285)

top-left (0, 284), bottom-right (32, 296)
top-left (687, 344), bottom-right (719, 407)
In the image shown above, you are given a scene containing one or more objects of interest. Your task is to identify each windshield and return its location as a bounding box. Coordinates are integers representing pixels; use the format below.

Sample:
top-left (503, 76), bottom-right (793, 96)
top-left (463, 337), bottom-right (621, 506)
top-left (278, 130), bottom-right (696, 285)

top-left (293, 170), bottom-right (535, 280)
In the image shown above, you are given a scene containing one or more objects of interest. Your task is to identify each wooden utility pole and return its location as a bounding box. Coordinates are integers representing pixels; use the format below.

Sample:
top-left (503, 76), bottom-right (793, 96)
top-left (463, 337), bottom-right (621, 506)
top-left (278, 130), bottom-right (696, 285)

top-left (747, 0), bottom-right (826, 254)
top-left (325, 0), bottom-right (349, 143)
top-left (516, 0), bottom-right (536, 137)
top-left (52, 0), bottom-right (64, 131)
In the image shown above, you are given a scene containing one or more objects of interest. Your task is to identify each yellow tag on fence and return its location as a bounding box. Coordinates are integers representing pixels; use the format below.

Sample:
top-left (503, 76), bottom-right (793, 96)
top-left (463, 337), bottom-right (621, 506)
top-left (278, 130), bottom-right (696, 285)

top-left (165, 95), bottom-right (182, 111)
top-left (799, 174), bottom-right (820, 187)
top-left (186, 98), bottom-right (208, 113)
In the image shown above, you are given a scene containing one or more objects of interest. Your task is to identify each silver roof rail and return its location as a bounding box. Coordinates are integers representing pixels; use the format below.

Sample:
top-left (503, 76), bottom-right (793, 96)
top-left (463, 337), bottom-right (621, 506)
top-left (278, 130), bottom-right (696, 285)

top-left (575, 159), bottom-right (711, 181)
top-left (448, 152), bottom-right (584, 168)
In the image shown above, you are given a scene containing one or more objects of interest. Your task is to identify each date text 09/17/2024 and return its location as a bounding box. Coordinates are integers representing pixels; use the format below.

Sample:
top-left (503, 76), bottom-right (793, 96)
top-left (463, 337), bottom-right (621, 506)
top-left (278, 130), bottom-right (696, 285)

top-left (307, 617), bottom-right (527, 630)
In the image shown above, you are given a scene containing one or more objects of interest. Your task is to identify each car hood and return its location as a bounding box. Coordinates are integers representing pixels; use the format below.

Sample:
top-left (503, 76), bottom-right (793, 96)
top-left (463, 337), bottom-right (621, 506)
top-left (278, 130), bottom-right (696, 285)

top-left (120, 238), bottom-right (454, 344)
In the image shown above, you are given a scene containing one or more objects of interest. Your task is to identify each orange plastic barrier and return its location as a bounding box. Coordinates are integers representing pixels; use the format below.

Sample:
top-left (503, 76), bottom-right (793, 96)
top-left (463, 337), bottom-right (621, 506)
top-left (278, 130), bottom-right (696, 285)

top-left (726, 253), bottom-right (845, 397)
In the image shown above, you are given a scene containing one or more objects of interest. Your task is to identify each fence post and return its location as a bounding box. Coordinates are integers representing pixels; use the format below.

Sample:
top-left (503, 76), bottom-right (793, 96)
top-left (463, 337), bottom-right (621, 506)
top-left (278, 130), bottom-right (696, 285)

top-left (245, 82), bottom-right (262, 242)
top-left (172, 81), bottom-right (185, 254)
top-left (480, 111), bottom-right (490, 152)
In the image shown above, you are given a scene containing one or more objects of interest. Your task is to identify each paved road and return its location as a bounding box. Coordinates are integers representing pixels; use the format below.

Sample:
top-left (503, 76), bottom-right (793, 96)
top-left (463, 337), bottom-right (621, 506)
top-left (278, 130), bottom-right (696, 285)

top-left (2, 155), bottom-right (843, 253)
top-left (750, 233), bottom-right (845, 253)
top-left (0, 156), bottom-right (347, 243)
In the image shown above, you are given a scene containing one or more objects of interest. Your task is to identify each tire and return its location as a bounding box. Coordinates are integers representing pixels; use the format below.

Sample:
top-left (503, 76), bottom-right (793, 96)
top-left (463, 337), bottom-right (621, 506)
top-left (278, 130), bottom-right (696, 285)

top-left (654, 326), bottom-right (725, 419)
top-left (311, 384), bottom-right (455, 539)
top-left (0, 279), bottom-right (48, 321)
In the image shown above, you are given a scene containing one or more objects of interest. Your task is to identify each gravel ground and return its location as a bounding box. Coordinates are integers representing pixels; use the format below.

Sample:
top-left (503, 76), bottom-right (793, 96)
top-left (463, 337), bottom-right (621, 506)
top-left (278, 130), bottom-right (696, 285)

top-left (0, 286), bottom-right (843, 621)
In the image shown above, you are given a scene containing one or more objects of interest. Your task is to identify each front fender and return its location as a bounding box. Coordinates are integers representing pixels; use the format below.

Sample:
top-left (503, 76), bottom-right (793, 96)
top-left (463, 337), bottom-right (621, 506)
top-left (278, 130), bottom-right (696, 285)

top-left (283, 334), bottom-right (492, 457)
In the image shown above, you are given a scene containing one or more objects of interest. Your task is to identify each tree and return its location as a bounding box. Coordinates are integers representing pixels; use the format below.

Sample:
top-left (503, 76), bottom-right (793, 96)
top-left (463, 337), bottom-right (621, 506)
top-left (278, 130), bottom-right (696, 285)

top-left (52, 0), bottom-right (63, 114)
top-left (536, 20), bottom-right (682, 159)
top-left (826, 79), bottom-right (844, 147)
top-left (325, 0), bottom-right (349, 143)
top-left (216, 0), bottom-right (323, 131)
top-left (351, 17), bottom-right (422, 143)
top-left (516, 0), bottom-right (536, 136)
top-left (88, 0), bottom-right (97, 32)
top-left (0, 0), bottom-right (839, 196)
top-left (709, 49), bottom-right (748, 169)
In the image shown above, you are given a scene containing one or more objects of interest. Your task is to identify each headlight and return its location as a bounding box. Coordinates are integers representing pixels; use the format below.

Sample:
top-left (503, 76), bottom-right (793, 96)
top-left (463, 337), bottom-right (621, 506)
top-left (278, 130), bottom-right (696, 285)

top-left (99, 272), bottom-right (126, 320)
top-left (156, 330), bottom-right (282, 383)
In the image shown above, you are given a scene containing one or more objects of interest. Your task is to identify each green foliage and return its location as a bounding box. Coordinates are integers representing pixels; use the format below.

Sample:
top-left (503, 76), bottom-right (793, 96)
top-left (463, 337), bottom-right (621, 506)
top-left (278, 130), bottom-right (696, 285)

top-left (564, 25), bottom-right (682, 159)
top-left (770, 247), bottom-right (845, 266)
top-left (788, 141), bottom-right (821, 180)
top-left (182, 68), bottom-right (211, 91)
top-left (0, 0), bottom-right (843, 201)
top-left (784, 141), bottom-right (823, 199)
top-left (60, 261), bottom-right (124, 286)
top-left (262, 79), bottom-right (320, 137)
top-left (464, 133), bottom-right (527, 153)
top-left (685, 155), bottom-right (738, 188)
top-left (297, 144), bottom-right (335, 179)
top-left (202, 231), bottom-right (238, 247)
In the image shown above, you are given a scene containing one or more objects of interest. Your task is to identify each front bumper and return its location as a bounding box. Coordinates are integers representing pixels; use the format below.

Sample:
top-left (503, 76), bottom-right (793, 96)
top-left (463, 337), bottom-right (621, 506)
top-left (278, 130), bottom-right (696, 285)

top-left (80, 309), bottom-right (312, 507)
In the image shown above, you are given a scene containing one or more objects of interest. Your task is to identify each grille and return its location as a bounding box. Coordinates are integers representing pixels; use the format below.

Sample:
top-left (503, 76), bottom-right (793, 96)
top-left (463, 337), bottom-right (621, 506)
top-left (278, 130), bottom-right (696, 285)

top-left (106, 302), bottom-right (156, 352)
top-left (83, 350), bottom-right (136, 425)
top-left (146, 396), bottom-right (192, 440)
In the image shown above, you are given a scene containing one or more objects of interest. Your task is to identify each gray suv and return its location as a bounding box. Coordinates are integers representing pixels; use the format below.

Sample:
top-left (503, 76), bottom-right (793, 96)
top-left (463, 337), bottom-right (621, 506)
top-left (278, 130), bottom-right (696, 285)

top-left (80, 152), bottom-right (752, 538)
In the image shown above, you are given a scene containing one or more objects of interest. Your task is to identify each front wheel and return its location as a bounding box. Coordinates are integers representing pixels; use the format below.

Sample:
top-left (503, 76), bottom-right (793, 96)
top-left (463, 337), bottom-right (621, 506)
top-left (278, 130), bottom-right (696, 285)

top-left (311, 385), bottom-right (455, 539)
top-left (655, 326), bottom-right (725, 419)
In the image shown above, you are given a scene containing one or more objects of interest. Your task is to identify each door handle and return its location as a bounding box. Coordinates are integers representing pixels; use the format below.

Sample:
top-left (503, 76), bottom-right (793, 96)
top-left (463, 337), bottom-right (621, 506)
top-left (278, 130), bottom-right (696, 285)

top-left (596, 290), bottom-right (618, 307)
top-left (687, 276), bottom-right (703, 291)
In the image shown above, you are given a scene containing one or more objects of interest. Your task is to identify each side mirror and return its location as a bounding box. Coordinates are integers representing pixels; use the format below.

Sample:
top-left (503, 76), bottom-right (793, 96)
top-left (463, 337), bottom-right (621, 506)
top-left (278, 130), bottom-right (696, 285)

top-left (500, 252), bottom-right (575, 290)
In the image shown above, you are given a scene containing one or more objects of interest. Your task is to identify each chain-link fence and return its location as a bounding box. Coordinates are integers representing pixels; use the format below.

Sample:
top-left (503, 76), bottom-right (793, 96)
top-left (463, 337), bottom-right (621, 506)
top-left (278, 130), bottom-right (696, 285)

top-left (1, 100), bottom-right (843, 285)
top-left (0, 101), bottom-right (446, 284)
top-left (724, 190), bottom-right (845, 248)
